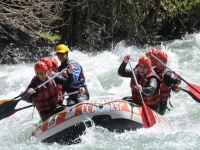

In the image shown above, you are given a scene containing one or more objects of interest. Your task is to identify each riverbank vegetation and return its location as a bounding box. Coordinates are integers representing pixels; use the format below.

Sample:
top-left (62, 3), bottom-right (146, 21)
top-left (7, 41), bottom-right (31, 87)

top-left (1, 0), bottom-right (200, 52)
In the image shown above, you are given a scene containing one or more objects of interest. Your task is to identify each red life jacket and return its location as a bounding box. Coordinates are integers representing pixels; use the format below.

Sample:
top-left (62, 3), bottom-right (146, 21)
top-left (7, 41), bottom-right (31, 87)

top-left (49, 72), bottom-right (63, 103)
top-left (156, 68), bottom-right (172, 102)
top-left (31, 76), bottom-right (59, 112)
top-left (130, 68), bottom-right (160, 105)
top-left (57, 84), bottom-right (64, 103)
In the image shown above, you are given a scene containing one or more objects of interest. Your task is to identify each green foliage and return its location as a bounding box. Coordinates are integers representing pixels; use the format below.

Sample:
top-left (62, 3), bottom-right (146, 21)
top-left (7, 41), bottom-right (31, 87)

top-left (33, 31), bottom-right (61, 42)
top-left (161, 0), bottom-right (198, 16)
top-left (2, 0), bottom-right (200, 51)
top-left (43, 33), bottom-right (61, 42)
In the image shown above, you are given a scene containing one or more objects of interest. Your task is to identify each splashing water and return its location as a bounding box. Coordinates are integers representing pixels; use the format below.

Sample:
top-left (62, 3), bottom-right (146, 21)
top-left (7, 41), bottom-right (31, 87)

top-left (0, 33), bottom-right (200, 150)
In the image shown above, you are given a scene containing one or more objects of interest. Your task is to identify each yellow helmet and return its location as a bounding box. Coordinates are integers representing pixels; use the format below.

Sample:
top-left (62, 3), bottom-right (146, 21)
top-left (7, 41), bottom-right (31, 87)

top-left (56, 44), bottom-right (69, 53)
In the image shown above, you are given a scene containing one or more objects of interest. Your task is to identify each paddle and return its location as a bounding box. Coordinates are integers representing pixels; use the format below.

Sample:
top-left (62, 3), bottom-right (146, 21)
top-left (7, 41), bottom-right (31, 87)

top-left (181, 88), bottom-right (200, 103)
top-left (6, 105), bottom-right (33, 117)
top-left (58, 91), bottom-right (79, 98)
top-left (0, 95), bottom-right (21, 105)
top-left (151, 54), bottom-right (200, 102)
top-left (0, 68), bottom-right (68, 120)
top-left (0, 68), bottom-right (68, 105)
top-left (128, 61), bottom-right (156, 128)
top-left (0, 91), bottom-right (79, 120)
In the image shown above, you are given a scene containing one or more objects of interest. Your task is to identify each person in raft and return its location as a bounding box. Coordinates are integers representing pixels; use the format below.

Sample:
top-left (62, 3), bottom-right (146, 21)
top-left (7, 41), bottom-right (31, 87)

top-left (153, 51), bottom-right (181, 115)
top-left (121, 48), bottom-right (160, 102)
top-left (23, 61), bottom-right (74, 121)
top-left (55, 44), bottom-right (90, 106)
top-left (40, 57), bottom-right (65, 105)
top-left (145, 48), bottom-right (159, 67)
top-left (118, 55), bottom-right (161, 112)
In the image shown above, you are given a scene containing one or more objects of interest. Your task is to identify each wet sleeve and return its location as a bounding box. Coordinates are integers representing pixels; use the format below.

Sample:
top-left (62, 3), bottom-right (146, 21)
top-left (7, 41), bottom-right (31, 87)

top-left (142, 77), bottom-right (159, 96)
top-left (164, 72), bottom-right (181, 87)
top-left (118, 61), bottom-right (132, 78)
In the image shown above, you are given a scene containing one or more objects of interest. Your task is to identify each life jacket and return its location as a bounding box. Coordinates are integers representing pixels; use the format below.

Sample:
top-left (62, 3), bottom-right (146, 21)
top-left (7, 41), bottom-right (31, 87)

top-left (59, 59), bottom-right (86, 87)
top-left (31, 76), bottom-right (59, 112)
top-left (130, 68), bottom-right (160, 105)
top-left (155, 68), bottom-right (172, 102)
top-left (49, 72), bottom-right (64, 103)
top-left (57, 84), bottom-right (64, 103)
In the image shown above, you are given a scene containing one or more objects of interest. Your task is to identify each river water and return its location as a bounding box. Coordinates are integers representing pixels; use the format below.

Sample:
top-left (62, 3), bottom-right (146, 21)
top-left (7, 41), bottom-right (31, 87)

top-left (0, 32), bottom-right (200, 150)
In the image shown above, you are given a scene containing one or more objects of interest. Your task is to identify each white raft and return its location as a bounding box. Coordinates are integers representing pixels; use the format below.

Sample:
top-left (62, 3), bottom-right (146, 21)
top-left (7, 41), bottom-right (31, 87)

top-left (32, 98), bottom-right (170, 144)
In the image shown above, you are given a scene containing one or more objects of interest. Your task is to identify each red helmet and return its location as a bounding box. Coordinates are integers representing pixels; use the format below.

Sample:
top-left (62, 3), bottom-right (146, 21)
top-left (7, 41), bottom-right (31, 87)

top-left (149, 48), bottom-right (158, 56)
top-left (40, 57), bottom-right (52, 69)
top-left (157, 51), bottom-right (168, 62)
top-left (34, 61), bottom-right (48, 74)
top-left (50, 57), bottom-right (59, 68)
top-left (138, 56), bottom-right (151, 69)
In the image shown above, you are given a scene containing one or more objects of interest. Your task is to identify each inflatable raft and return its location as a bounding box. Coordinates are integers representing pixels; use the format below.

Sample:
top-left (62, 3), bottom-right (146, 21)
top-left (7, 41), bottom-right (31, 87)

top-left (32, 98), bottom-right (170, 144)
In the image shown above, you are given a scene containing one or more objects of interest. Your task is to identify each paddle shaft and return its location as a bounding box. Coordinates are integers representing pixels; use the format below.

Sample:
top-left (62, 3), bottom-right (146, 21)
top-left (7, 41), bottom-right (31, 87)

top-left (58, 91), bottom-right (79, 98)
top-left (128, 60), bottom-right (156, 128)
top-left (19, 67), bottom-right (69, 100)
top-left (151, 54), bottom-right (200, 94)
top-left (13, 95), bottom-right (21, 100)
top-left (128, 61), bottom-right (144, 102)
top-left (5, 91), bottom-right (80, 119)
top-left (35, 67), bottom-right (68, 90)
top-left (0, 68), bottom-right (69, 120)
top-left (0, 68), bottom-right (69, 104)
top-left (16, 105), bottom-right (33, 110)
top-left (12, 91), bottom-right (78, 112)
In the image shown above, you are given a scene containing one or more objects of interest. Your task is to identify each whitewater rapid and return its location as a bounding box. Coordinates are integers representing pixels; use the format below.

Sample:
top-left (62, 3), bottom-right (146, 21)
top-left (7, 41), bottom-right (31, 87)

top-left (0, 32), bottom-right (200, 150)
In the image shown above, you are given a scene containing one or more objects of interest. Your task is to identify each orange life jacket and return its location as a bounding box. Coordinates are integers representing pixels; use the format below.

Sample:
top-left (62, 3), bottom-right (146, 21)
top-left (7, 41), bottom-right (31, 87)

top-left (130, 68), bottom-right (160, 105)
top-left (155, 68), bottom-right (172, 102)
top-left (31, 76), bottom-right (59, 112)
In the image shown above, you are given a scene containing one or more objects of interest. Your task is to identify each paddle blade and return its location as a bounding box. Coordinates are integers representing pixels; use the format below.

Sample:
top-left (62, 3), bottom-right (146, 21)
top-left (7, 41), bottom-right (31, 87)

top-left (182, 89), bottom-right (200, 103)
top-left (0, 98), bottom-right (15, 105)
top-left (187, 82), bottom-right (200, 102)
top-left (141, 102), bottom-right (156, 128)
top-left (0, 100), bottom-right (20, 120)
top-left (0, 95), bottom-right (22, 105)
top-left (6, 105), bottom-right (32, 117)
top-left (6, 108), bottom-right (21, 117)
